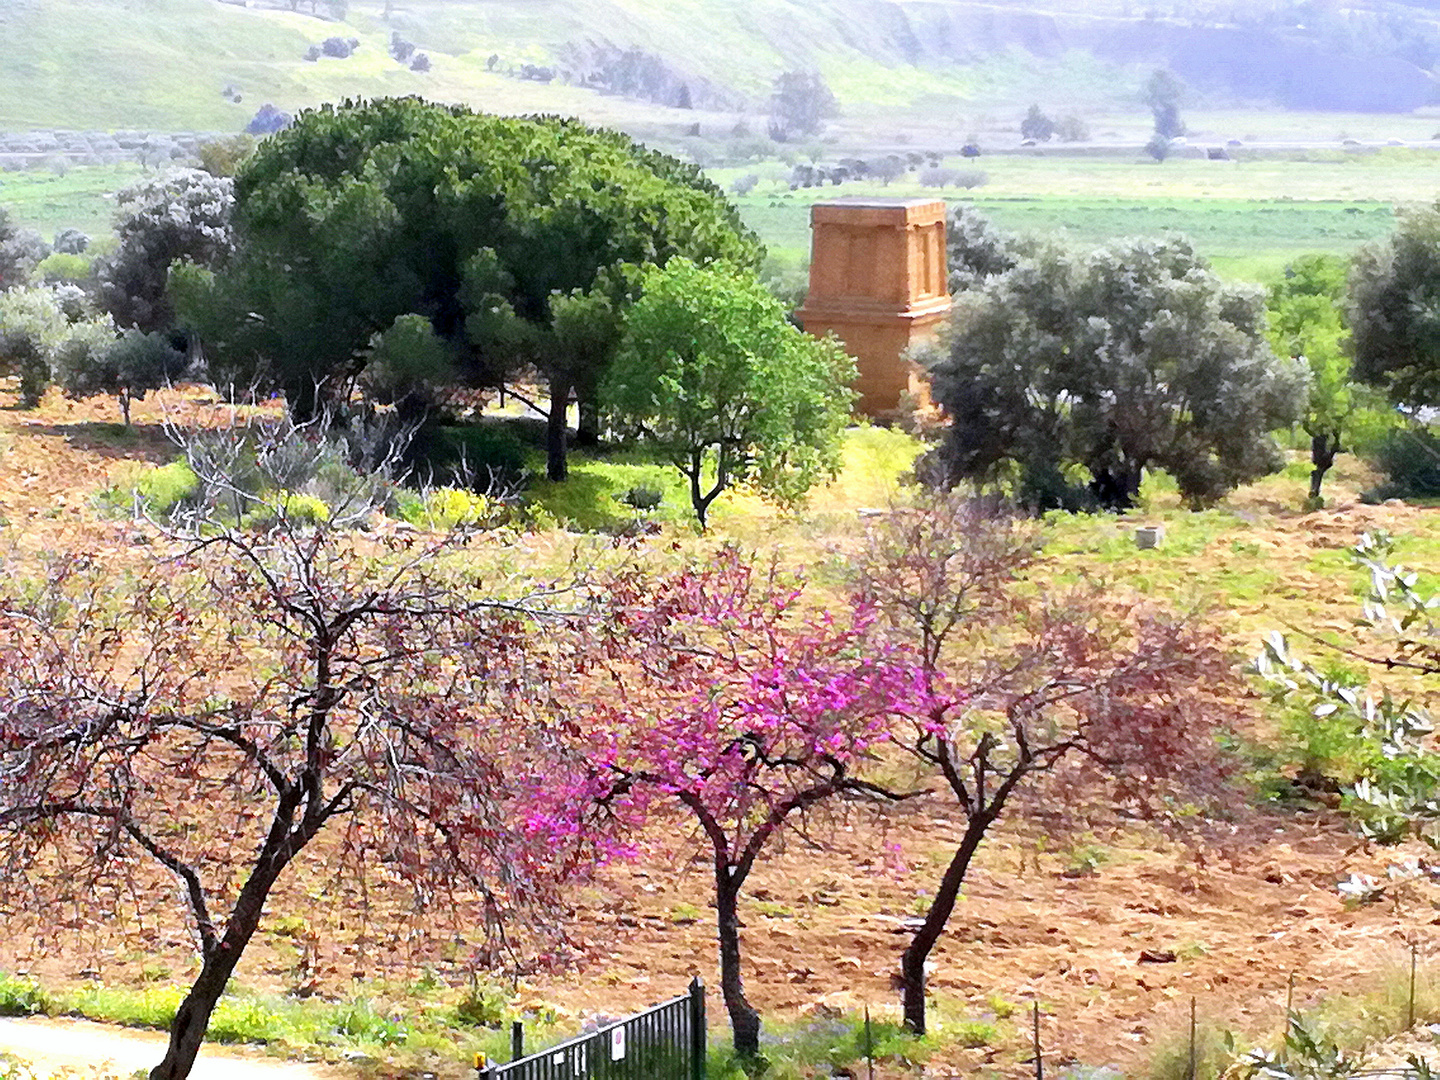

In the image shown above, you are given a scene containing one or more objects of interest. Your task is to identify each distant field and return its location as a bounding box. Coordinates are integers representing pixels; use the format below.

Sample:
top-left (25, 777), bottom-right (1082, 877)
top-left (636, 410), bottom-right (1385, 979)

top-left (737, 191), bottom-right (1396, 279)
top-left (0, 163), bottom-right (145, 239)
top-left (0, 150), bottom-right (1417, 286)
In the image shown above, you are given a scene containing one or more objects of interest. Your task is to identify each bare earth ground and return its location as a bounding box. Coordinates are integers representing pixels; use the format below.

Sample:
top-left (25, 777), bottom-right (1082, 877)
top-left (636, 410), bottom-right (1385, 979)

top-left (4, 386), bottom-right (1440, 1077)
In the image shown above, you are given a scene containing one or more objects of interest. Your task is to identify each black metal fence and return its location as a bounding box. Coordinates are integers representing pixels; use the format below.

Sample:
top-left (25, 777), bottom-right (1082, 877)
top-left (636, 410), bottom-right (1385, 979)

top-left (479, 978), bottom-right (705, 1080)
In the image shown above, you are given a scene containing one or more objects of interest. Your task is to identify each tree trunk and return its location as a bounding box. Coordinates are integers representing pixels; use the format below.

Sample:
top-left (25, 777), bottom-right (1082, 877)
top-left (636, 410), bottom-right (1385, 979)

top-left (901, 816), bottom-right (991, 1035)
top-left (1310, 432), bottom-right (1338, 502)
top-left (151, 837), bottom-right (293, 1078)
top-left (148, 952), bottom-right (240, 1080)
top-left (575, 392), bottom-right (600, 448)
top-left (546, 374), bottom-right (572, 482)
top-left (120, 391), bottom-right (131, 428)
top-left (715, 871), bottom-right (760, 1057)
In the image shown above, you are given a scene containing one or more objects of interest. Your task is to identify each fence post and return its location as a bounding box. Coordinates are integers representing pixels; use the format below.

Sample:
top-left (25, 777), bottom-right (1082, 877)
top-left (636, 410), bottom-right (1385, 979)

top-left (689, 976), bottom-right (706, 1080)
top-left (1187, 997), bottom-right (1197, 1080)
top-left (864, 1005), bottom-right (874, 1080)
top-left (1411, 939), bottom-right (1419, 1030)
top-left (511, 1019), bottom-right (524, 1062)
top-left (1033, 1000), bottom-right (1043, 1080)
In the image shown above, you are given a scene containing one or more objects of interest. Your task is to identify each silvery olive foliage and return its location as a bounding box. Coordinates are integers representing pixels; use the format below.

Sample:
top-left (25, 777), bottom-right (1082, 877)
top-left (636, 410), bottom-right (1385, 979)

top-left (924, 235), bottom-right (1306, 510)
top-left (96, 169), bottom-right (235, 333)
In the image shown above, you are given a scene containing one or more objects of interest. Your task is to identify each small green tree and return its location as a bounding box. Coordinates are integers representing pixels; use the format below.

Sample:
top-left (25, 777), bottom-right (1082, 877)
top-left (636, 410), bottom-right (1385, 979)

top-left (603, 259), bottom-right (855, 528)
top-left (0, 207), bottom-right (49, 292)
top-left (0, 285), bottom-right (115, 407)
top-left (1267, 254), bottom-right (1390, 505)
top-left (58, 328), bottom-right (187, 425)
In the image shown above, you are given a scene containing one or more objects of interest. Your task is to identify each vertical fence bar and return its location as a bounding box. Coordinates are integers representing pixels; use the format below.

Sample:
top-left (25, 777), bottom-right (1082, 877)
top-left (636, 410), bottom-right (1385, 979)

top-left (690, 977), bottom-right (706, 1080)
top-left (1032, 1000), bottom-right (1043, 1080)
top-left (1411, 939), bottom-right (1420, 1030)
top-left (1187, 997), bottom-right (1197, 1080)
top-left (865, 1005), bottom-right (874, 1080)
top-left (512, 1020), bottom-right (525, 1063)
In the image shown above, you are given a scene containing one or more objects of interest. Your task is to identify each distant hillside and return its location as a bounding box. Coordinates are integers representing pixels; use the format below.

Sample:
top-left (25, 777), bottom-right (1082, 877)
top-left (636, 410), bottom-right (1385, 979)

top-left (1, 0), bottom-right (1437, 133)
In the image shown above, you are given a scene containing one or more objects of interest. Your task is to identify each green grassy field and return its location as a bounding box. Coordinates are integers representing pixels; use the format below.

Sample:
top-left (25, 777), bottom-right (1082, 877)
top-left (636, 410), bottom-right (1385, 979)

top-left (0, 163), bottom-right (145, 239)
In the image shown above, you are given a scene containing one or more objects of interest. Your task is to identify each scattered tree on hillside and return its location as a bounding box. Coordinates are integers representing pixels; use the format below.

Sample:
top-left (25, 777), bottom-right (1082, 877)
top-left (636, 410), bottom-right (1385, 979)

top-left (1145, 132), bottom-right (1174, 162)
top-left (585, 550), bottom-right (925, 1057)
top-left (603, 259), bottom-right (855, 528)
top-left (853, 495), bottom-right (1243, 1035)
top-left (923, 236), bottom-right (1306, 510)
top-left (1144, 68), bottom-right (1187, 139)
top-left (1054, 113), bottom-right (1090, 142)
top-left (766, 70), bottom-right (838, 142)
top-left (0, 471), bottom-right (610, 1080)
top-left (184, 98), bottom-right (760, 480)
top-left (96, 170), bottom-right (234, 334)
top-left (1267, 253), bottom-right (1388, 504)
top-left (1348, 200), bottom-right (1440, 411)
top-left (1020, 104), bottom-right (1055, 142)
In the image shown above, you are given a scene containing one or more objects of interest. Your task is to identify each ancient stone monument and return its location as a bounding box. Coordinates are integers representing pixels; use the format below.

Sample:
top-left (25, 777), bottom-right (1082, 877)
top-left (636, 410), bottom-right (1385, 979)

top-left (796, 197), bottom-right (951, 417)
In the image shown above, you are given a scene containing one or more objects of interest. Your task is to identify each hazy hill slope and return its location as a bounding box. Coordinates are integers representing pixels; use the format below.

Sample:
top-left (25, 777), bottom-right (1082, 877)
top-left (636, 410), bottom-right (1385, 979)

top-left (0, 0), bottom-right (1437, 133)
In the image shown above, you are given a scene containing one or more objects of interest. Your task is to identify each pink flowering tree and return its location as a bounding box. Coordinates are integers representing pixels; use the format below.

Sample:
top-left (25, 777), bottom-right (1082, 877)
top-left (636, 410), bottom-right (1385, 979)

top-left (853, 496), bottom-right (1244, 1035)
top-left (587, 549), bottom-right (926, 1058)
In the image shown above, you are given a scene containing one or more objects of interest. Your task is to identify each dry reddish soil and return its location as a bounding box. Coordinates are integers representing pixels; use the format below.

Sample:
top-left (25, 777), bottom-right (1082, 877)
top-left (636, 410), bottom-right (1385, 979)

top-left (3, 386), bottom-right (1440, 1078)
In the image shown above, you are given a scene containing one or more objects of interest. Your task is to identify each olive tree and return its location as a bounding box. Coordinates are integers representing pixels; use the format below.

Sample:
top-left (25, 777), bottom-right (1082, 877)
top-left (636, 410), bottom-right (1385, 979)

top-left (95, 170), bottom-right (235, 333)
top-left (1348, 200), bottom-right (1440, 411)
top-left (924, 236), bottom-right (1306, 510)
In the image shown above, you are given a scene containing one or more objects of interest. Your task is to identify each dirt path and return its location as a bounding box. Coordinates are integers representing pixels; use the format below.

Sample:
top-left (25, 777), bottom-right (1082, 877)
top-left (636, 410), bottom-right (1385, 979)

top-left (0, 1017), bottom-right (343, 1080)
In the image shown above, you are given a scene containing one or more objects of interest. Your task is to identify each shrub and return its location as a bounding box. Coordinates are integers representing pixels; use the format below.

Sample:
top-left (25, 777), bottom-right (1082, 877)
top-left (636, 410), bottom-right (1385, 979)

top-left (0, 973), bottom-right (49, 1017)
top-left (417, 422), bottom-right (531, 490)
top-left (1362, 426), bottom-right (1440, 501)
top-left (398, 487), bottom-right (498, 530)
top-left (245, 104), bottom-right (292, 135)
top-left (51, 228), bottom-right (89, 255)
top-left (620, 484), bottom-right (663, 511)
top-left (241, 490), bottom-right (333, 530)
top-left (34, 251), bottom-right (92, 284)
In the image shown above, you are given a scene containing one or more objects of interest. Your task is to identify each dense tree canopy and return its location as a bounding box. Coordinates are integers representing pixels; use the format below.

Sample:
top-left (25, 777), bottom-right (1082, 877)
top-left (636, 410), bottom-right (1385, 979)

top-left (1348, 200), bottom-right (1440, 410)
top-left (183, 98), bottom-right (762, 478)
top-left (925, 236), bottom-right (1305, 510)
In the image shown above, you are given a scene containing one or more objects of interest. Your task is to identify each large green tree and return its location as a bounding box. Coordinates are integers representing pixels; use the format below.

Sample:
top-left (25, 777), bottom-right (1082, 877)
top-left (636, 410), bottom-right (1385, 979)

top-left (183, 98), bottom-right (762, 480)
top-left (1348, 200), bottom-right (1440, 411)
top-left (603, 259), bottom-right (855, 529)
top-left (926, 237), bottom-right (1305, 510)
